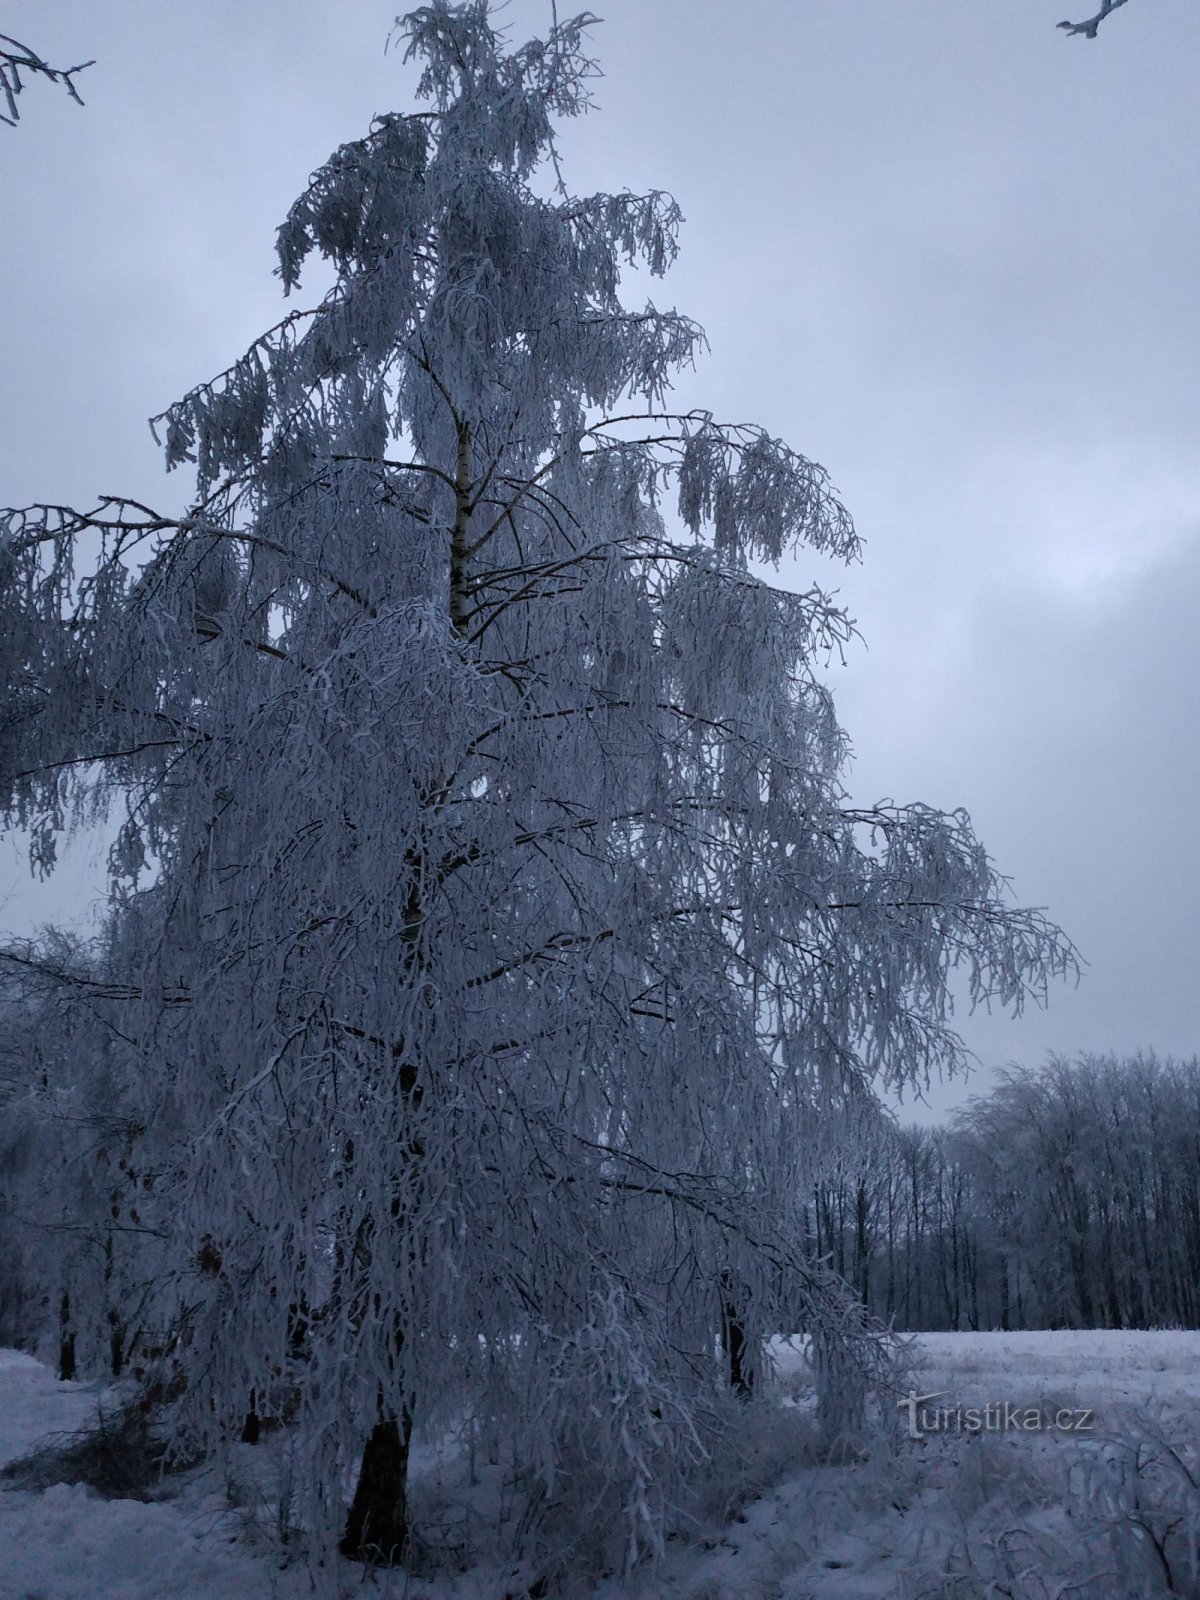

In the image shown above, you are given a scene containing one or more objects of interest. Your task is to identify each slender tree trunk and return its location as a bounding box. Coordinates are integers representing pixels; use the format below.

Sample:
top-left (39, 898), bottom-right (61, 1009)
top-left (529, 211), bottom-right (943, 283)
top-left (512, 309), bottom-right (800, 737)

top-left (58, 1288), bottom-right (77, 1382)
top-left (884, 1179), bottom-right (896, 1322)
top-left (854, 1178), bottom-right (870, 1304)
top-left (104, 1234), bottom-right (124, 1377)
top-left (720, 1271), bottom-right (753, 1397)
top-left (241, 1390), bottom-right (261, 1444)
top-left (108, 1310), bottom-right (124, 1378)
top-left (999, 1254), bottom-right (1010, 1333)
top-left (967, 1234), bottom-right (980, 1332)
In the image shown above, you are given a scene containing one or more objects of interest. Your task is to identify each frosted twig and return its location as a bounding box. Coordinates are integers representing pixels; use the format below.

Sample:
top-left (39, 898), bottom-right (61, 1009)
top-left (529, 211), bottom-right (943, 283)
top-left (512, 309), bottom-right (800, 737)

top-left (1058, 0), bottom-right (1132, 38)
top-left (0, 33), bottom-right (93, 126)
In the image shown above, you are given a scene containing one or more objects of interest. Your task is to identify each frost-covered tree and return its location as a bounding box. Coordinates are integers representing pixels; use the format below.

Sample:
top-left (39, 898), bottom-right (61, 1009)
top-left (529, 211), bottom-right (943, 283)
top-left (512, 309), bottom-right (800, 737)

top-left (0, 2), bottom-right (1076, 1577)
top-left (0, 937), bottom-right (168, 1380)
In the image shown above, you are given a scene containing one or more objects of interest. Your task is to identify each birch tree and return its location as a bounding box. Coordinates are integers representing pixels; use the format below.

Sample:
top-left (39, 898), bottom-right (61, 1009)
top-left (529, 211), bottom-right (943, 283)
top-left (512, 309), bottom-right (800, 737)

top-left (0, 1), bottom-right (1076, 1577)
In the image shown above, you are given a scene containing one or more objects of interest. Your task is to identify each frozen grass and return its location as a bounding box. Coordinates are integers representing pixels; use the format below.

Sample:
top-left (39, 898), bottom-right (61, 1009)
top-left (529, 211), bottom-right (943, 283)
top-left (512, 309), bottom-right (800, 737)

top-left (2, 1332), bottom-right (1199, 1598)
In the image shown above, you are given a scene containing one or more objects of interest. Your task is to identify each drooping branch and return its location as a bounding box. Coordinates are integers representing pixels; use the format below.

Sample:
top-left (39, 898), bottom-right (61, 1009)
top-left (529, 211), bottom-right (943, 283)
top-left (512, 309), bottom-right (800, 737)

top-left (0, 35), bottom-right (94, 127)
top-left (1057, 0), bottom-right (1132, 38)
top-left (2, 497), bottom-right (379, 619)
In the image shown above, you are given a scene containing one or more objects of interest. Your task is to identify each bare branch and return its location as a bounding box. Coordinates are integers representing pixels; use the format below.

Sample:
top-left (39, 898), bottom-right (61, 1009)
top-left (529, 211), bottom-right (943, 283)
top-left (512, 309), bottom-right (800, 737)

top-left (1058, 0), bottom-right (1132, 38)
top-left (0, 34), bottom-right (94, 127)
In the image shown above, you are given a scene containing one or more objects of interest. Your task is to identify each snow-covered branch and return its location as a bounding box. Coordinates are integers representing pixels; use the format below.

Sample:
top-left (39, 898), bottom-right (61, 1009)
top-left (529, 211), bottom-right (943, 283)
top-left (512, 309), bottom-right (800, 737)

top-left (1058, 0), bottom-right (1132, 38)
top-left (0, 34), bottom-right (93, 127)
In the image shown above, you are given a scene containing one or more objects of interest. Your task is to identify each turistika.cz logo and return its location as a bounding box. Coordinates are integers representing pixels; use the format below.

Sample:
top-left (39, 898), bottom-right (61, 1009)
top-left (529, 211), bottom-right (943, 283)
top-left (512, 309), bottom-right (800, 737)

top-left (898, 1391), bottom-right (1095, 1440)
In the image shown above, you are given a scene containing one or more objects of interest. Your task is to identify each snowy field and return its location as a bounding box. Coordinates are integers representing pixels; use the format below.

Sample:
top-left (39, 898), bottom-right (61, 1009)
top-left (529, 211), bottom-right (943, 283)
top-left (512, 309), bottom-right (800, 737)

top-left (1, 1331), bottom-right (1198, 1599)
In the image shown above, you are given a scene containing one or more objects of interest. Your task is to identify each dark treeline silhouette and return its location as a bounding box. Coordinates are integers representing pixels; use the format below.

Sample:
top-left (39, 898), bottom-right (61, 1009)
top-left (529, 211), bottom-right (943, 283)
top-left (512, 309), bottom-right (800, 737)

top-left (808, 1053), bottom-right (1200, 1332)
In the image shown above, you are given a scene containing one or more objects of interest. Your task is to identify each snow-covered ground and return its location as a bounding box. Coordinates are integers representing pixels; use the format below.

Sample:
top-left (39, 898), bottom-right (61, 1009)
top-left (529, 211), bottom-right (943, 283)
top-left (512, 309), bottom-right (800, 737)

top-left (0, 1350), bottom-right (314, 1600)
top-left (1, 1332), bottom-right (1198, 1599)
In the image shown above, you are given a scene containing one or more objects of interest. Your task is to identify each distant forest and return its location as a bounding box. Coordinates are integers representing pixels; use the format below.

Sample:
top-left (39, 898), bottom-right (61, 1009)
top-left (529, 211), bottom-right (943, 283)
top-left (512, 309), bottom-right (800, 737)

top-left (814, 1053), bottom-right (1200, 1333)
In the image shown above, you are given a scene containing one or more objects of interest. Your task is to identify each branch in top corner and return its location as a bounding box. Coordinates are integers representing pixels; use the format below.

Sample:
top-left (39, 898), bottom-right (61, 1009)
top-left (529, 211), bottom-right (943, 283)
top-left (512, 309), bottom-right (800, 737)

top-left (1057, 0), bottom-right (1132, 39)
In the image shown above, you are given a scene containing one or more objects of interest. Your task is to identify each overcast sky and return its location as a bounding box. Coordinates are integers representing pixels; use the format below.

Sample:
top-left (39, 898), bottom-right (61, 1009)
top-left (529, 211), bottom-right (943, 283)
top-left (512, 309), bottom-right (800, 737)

top-left (2, 0), bottom-right (1197, 1118)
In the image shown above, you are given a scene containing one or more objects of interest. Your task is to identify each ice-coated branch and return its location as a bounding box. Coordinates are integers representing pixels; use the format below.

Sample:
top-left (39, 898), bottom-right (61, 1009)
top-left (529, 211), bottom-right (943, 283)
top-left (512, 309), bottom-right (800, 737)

top-left (0, 34), bottom-right (93, 126)
top-left (1058, 0), bottom-right (1132, 38)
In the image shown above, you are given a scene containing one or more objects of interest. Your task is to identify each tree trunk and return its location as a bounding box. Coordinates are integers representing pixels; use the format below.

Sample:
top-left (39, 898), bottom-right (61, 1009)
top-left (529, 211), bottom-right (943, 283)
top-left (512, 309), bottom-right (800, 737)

top-left (104, 1233), bottom-right (124, 1377)
top-left (855, 1179), bottom-right (870, 1304)
top-left (720, 1276), bottom-right (753, 1398)
top-left (108, 1312), bottom-right (124, 1379)
top-left (999, 1254), bottom-right (1010, 1333)
top-left (336, 1047), bottom-right (422, 1565)
top-left (241, 1389), bottom-right (261, 1444)
top-left (340, 1409), bottom-right (413, 1565)
top-left (58, 1289), bottom-right (77, 1382)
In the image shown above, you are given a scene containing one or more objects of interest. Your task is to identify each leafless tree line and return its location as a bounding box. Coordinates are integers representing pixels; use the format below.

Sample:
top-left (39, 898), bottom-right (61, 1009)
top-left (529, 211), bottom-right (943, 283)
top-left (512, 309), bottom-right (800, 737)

top-left (808, 1053), bottom-right (1200, 1332)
